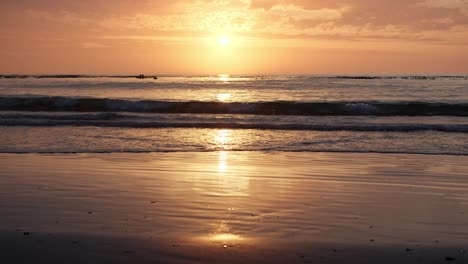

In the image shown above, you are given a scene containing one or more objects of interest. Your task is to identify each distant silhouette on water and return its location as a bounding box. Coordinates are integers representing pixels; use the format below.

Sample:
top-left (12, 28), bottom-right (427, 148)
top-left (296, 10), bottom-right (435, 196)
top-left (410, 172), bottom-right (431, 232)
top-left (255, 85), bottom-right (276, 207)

top-left (136, 74), bottom-right (158, 80)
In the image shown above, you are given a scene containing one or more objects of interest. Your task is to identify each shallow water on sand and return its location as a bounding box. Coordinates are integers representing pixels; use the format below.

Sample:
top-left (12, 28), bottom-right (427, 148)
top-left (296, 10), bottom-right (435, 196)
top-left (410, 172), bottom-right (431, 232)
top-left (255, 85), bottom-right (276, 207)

top-left (1, 152), bottom-right (467, 247)
top-left (1, 126), bottom-right (468, 155)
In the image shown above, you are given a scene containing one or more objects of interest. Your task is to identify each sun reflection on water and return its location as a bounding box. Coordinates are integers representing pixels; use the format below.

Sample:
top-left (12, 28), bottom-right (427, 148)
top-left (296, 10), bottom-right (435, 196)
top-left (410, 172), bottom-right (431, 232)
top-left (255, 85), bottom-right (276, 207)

top-left (216, 93), bottom-right (231, 102)
top-left (217, 74), bottom-right (230, 82)
top-left (210, 233), bottom-right (241, 242)
top-left (218, 151), bottom-right (228, 173)
top-left (215, 74), bottom-right (231, 101)
top-left (214, 129), bottom-right (233, 150)
top-left (207, 220), bottom-right (243, 245)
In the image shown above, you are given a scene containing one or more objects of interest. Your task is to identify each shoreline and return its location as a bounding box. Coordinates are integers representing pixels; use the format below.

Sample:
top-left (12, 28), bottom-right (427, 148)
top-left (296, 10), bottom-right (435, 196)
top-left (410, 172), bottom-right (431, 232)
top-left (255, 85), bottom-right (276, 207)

top-left (0, 150), bottom-right (467, 156)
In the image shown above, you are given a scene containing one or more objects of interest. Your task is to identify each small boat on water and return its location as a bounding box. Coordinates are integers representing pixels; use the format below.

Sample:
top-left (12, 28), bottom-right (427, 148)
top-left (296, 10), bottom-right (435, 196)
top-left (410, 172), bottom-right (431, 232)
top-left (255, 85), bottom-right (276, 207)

top-left (136, 74), bottom-right (158, 80)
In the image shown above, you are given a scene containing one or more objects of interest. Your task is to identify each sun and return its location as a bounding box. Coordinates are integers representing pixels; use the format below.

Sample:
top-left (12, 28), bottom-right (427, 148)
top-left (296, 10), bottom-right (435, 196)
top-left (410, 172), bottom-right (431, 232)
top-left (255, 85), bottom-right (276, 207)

top-left (218, 36), bottom-right (230, 46)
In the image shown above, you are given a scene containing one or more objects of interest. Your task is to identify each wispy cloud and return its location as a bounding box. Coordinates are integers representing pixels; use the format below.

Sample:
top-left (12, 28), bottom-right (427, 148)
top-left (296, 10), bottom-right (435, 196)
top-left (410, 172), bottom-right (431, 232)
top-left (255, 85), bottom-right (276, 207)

top-left (417, 0), bottom-right (468, 9)
top-left (11, 0), bottom-right (468, 44)
top-left (81, 42), bottom-right (109, 48)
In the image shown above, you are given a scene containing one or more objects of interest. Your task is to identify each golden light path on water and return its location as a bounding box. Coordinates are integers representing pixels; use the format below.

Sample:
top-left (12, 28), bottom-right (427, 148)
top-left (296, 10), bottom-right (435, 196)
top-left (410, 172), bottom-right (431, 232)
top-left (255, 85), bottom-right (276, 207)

top-left (214, 129), bottom-right (233, 150)
top-left (217, 74), bottom-right (230, 82)
top-left (215, 74), bottom-right (232, 102)
top-left (208, 220), bottom-right (244, 247)
top-left (202, 128), bottom-right (250, 245)
top-left (216, 93), bottom-right (231, 102)
top-left (178, 82), bottom-right (269, 245)
top-left (218, 151), bottom-right (228, 173)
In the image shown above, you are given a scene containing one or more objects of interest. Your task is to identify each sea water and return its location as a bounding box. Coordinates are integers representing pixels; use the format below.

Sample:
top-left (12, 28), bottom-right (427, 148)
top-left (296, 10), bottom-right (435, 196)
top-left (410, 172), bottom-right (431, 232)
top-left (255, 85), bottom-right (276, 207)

top-left (0, 75), bottom-right (467, 154)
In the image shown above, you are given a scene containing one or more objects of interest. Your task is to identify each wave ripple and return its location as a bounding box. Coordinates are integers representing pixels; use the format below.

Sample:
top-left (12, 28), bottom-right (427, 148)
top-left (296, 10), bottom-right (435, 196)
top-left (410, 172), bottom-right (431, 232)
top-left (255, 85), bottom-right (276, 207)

top-left (1, 96), bottom-right (467, 116)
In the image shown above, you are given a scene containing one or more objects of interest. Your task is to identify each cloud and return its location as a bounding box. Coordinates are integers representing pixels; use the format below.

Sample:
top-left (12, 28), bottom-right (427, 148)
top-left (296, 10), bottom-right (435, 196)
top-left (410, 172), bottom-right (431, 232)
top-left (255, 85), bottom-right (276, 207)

top-left (416, 0), bottom-right (468, 16)
top-left (417, 0), bottom-right (468, 9)
top-left (82, 42), bottom-right (109, 48)
top-left (26, 10), bottom-right (92, 26)
top-left (268, 4), bottom-right (347, 21)
top-left (22, 1), bottom-right (348, 33)
top-left (82, 1), bottom-right (257, 33)
top-left (6, 0), bottom-right (468, 45)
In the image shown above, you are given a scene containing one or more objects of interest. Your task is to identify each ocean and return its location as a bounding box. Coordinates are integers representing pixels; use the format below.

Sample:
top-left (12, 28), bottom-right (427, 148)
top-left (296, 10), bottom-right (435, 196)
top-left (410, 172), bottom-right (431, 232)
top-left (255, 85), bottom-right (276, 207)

top-left (2, 74), bottom-right (468, 263)
top-left (0, 74), bottom-right (467, 154)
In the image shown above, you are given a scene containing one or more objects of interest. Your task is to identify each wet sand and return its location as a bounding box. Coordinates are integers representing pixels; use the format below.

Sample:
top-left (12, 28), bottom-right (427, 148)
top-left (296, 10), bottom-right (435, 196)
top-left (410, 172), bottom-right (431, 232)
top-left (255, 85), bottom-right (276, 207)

top-left (1, 152), bottom-right (467, 263)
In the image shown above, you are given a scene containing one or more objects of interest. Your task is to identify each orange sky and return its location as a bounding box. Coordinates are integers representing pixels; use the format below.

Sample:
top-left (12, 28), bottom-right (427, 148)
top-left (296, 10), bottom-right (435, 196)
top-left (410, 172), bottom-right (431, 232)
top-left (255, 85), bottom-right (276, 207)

top-left (1, 0), bottom-right (468, 74)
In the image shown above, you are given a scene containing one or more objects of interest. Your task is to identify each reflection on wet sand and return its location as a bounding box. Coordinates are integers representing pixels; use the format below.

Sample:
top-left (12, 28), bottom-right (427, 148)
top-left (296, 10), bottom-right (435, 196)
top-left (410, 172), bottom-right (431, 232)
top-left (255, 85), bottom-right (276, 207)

top-left (207, 220), bottom-right (244, 246)
top-left (185, 130), bottom-right (250, 197)
top-left (217, 151), bottom-right (228, 173)
top-left (1, 152), bottom-right (468, 263)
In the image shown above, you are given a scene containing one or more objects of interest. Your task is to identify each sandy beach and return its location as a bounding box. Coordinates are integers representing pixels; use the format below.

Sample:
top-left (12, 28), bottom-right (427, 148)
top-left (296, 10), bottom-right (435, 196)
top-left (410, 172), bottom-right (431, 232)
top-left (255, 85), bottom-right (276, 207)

top-left (1, 152), bottom-right (467, 263)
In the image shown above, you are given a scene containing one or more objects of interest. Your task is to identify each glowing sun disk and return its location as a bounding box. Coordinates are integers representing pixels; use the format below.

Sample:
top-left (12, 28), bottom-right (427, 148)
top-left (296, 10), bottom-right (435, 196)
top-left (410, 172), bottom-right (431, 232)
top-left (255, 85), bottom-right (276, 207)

top-left (218, 36), bottom-right (230, 46)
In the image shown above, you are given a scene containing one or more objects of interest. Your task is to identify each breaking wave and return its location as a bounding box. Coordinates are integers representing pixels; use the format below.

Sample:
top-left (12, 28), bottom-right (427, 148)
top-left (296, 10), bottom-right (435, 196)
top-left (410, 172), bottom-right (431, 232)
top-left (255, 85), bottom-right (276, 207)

top-left (1, 96), bottom-right (467, 116)
top-left (1, 112), bottom-right (467, 132)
